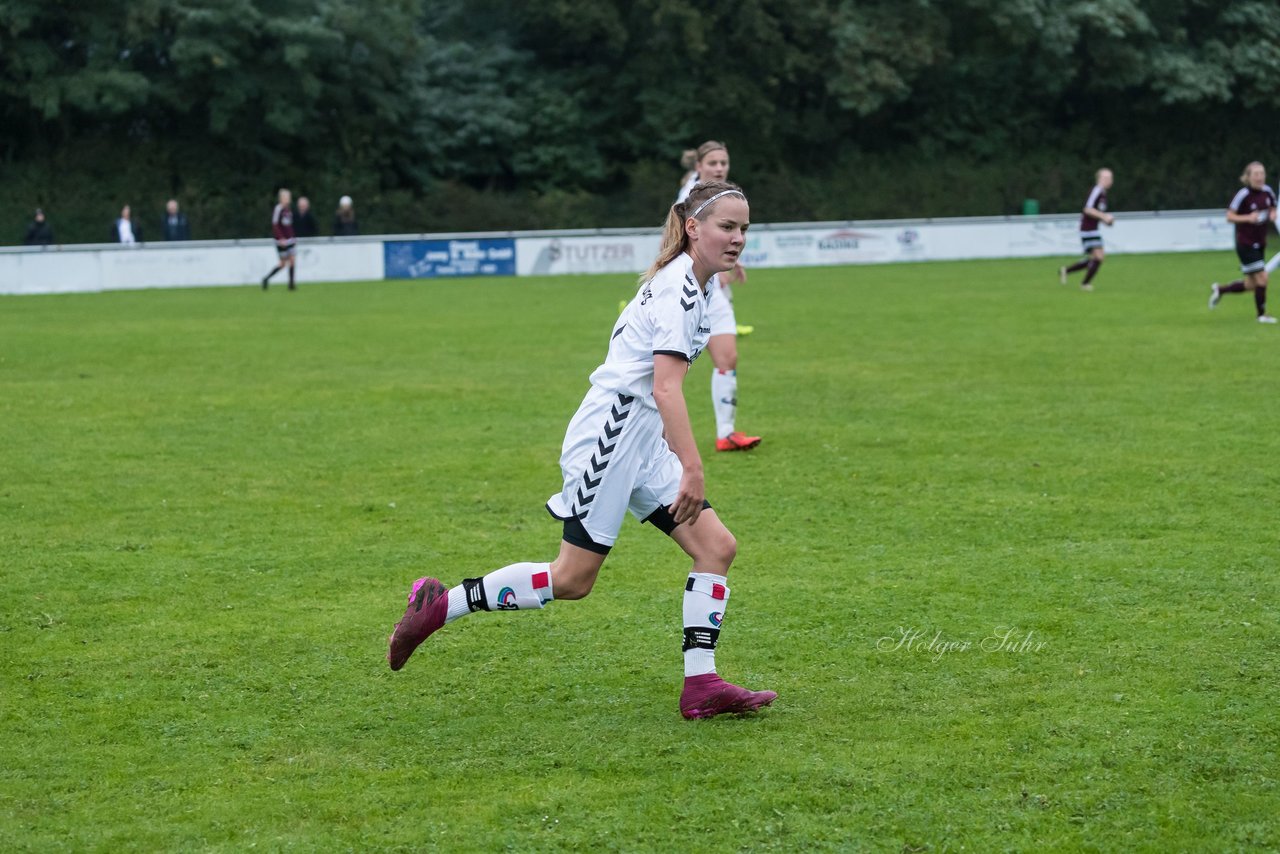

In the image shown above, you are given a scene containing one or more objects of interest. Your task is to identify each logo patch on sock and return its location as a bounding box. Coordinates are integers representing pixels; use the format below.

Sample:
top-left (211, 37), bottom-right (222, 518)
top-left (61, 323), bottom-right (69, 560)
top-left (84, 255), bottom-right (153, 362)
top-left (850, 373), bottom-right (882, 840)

top-left (709, 611), bottom-right (723, 627)
top-left (497, 587), bottom-right (518, 610)
top-left (711, 583), bottom-right (727, 600)
top-left (532, 571), bottom-right (550, 589)
top-left (683, 627), bottom-right (720, 651)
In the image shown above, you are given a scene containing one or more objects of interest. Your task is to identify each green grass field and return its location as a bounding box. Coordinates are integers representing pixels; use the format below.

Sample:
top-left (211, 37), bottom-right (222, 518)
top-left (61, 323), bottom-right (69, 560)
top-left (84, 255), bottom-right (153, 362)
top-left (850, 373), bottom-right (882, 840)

top-left (2, 252), bottom-right (1278, 852)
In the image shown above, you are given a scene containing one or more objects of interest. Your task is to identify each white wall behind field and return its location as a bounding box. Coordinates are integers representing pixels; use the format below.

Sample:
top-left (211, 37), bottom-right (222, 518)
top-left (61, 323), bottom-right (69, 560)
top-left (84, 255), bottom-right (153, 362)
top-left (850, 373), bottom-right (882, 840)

top-left (0, 239), bottom-right (386, 296)
top-left (0, 210), bottom-right (1237, 296)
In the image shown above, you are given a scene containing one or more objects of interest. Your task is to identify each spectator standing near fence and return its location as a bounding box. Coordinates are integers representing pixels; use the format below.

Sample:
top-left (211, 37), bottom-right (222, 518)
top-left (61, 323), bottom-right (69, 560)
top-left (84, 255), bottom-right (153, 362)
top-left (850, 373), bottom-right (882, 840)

top-left (112, 205), bottom-right (140, 244)
top-left (161, 199), bottom-right (191, 241)
top-left (333, 195), bottom-right (358, 236)
top-left (294, 196), bottom-right (319, 237)
top-left (262, 188), bottom-right (298, 291)
top-left (23, 208), bottom-right (54, 246)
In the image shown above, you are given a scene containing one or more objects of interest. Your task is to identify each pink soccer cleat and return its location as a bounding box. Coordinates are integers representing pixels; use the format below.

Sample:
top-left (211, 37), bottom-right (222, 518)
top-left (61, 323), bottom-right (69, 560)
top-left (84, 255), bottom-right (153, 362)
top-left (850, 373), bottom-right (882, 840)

top-left (387, 577), bottom-right (448, 671)
top-left (679, 673), bottom-right (777, 719)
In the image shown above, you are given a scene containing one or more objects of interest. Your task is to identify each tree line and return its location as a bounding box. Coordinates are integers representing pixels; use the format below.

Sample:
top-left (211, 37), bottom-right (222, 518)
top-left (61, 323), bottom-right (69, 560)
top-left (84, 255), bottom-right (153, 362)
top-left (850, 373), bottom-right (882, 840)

top-left (3, 0), bottom-right (1279, 245)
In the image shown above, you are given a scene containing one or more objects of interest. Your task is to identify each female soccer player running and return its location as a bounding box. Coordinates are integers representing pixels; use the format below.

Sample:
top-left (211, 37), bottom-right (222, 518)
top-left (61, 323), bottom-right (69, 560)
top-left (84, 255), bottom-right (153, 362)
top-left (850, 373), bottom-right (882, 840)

top-left (1209, 161), bottom-right (1278, 323)
top-left (388, 181), bottom-right (777, 720)
top-left (1058, 168), bottom-right (1115, 291)
top-left (680, 140), bottom-right (761, 451)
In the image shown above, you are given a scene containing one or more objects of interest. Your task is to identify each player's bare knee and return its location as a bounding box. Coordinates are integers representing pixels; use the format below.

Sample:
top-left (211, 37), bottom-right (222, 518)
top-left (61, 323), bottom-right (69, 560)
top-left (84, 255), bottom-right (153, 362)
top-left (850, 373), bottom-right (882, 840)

top-left (712, 350), bottom-right (737, 372)
top-left (703, 527), bottom-right (737, 571)
top-left (708, 336), bottom-right (737, 371)
top-left (720, 529), bottom-right (738, 566)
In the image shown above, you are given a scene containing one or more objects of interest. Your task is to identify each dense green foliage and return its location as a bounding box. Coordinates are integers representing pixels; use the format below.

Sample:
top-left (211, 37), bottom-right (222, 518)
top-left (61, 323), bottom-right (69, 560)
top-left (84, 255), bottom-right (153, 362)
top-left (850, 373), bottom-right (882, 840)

top-left (3, 0), bottom-right (1280, 243)
top-left (3, 255), bottom-right (1279, 849)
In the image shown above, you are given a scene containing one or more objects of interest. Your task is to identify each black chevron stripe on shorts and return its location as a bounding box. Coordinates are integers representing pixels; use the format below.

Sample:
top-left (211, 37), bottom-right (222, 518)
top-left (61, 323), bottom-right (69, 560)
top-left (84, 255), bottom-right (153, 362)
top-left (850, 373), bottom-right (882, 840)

top-left (571, 393), bottom-right (635, 519)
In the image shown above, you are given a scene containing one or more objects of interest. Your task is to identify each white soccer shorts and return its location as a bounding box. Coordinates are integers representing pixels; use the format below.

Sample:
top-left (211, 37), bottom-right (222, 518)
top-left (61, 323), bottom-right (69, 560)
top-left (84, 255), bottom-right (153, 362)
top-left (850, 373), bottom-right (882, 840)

top-left (546, 386), bottom-right (682, 547)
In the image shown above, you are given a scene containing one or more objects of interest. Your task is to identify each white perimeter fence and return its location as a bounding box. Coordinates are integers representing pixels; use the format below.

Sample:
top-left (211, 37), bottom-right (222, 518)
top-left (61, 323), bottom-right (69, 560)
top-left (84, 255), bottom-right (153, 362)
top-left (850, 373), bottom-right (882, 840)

top-left (0, 209), bottom-right (1237, 296)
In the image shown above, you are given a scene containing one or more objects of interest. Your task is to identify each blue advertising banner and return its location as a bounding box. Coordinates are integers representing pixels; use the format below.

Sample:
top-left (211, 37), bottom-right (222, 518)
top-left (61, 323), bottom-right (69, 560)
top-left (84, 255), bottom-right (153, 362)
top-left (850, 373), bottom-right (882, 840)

top-left (384, 238), bottom-right (516, 279)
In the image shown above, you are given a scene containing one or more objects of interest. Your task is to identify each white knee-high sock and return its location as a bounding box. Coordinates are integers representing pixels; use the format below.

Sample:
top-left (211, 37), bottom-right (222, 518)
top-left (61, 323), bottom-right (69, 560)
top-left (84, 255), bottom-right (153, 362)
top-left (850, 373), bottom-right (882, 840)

top-left (1266, 251), bottom-right (1280, 275)
top-left (683, 572), bottom-right (728, 676)
top-left (445, 562), bottom-right (553, 623)
top-left (711, 369), bottom-right (737, 439)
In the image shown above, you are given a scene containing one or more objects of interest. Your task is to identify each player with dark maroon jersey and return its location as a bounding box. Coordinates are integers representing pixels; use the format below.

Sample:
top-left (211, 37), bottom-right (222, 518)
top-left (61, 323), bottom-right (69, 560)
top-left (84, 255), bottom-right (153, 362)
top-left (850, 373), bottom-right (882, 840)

top-left (262, 188), bottom-right (297, 291)
top-left (1209, 162), bottom-right (1277, 323)
top-left (1058, 168), bottom-right (1115, 291)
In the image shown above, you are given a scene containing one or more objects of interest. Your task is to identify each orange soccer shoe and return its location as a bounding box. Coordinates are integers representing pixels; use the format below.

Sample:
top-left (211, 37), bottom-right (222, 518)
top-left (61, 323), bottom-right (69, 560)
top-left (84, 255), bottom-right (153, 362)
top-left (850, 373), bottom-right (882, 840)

top-left (715, 432), bottom-right (762, 452)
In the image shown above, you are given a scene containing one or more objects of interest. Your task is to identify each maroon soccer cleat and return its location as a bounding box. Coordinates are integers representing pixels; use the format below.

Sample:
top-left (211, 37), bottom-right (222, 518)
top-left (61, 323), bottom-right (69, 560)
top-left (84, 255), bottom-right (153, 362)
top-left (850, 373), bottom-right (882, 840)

top-left (679, 673), bottom-right (777, 719)
top-left (387, 577), bottom-right (448, 671)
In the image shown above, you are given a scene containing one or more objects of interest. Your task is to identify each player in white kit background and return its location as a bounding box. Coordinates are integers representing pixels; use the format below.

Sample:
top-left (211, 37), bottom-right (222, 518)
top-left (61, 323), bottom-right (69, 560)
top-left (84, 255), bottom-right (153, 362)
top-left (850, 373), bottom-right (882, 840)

top-left (388, 180), bottom-right (776, 720)
top-left (678, 141), bottom-right (763, 452)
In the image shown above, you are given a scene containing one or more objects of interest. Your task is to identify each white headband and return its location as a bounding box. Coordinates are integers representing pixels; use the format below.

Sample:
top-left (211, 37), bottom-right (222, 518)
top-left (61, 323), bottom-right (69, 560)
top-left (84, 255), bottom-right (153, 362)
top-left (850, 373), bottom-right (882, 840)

top-left (689, 189), bottom-right (744, 220)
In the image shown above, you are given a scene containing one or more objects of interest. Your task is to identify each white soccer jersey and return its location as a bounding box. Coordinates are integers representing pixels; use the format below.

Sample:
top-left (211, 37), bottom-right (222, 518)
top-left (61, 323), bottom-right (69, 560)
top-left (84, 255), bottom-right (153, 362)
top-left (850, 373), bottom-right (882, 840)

top-left (589, 252), bottom-right (711, 408)
top-left (676, 171), bottom-right (700, 204)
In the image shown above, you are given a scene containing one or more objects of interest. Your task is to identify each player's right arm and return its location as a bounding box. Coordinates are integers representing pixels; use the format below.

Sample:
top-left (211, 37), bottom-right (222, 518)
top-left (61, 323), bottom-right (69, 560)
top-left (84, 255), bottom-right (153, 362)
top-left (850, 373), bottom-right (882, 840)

top-left (1082, 196), bottom-right (1113, 226)
top-left (1226, 189), bottom-right (1270, 224)
top-left (1082, 187), bottom-right (1114, 226)
top-left (1083, 206), bottom-right (1114, 226)
top-left (1226, 208), bottom-right (1267, 224)
top-left (653, 353), bottom-right (704, 525)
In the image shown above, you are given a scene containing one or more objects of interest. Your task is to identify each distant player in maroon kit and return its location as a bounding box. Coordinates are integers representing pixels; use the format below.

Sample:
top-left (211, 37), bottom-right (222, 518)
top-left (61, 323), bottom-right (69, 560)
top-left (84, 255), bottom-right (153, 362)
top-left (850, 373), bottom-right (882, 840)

top-left (1058, 168), bottom-right (1115, 291)
top-left (1209, 161), bottom-right (1278, 323)
top-left (262, 188), bottom-right (297, 291)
